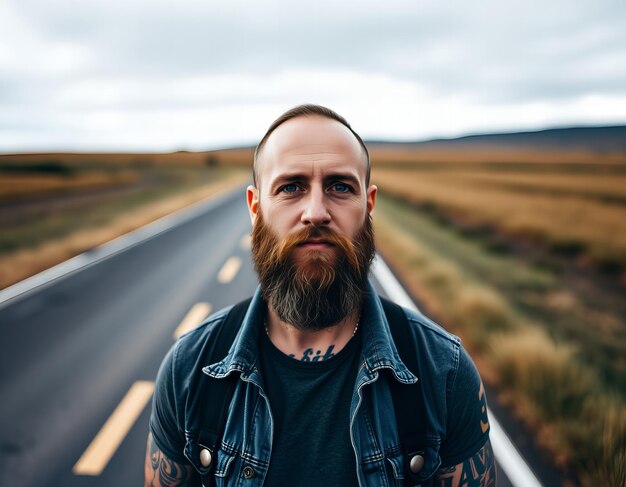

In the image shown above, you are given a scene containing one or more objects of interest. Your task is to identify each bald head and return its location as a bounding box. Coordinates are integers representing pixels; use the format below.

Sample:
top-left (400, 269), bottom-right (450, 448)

top-left (253, 104), bottom-right (370, 188)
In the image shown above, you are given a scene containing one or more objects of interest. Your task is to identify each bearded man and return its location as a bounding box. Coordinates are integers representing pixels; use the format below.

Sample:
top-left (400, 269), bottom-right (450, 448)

top-left (145, 104), bottom-right (496, 487)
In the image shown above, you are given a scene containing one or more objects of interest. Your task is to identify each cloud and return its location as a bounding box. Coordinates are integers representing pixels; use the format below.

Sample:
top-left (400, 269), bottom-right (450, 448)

top-left (1, 0), bottom-right (625, 150)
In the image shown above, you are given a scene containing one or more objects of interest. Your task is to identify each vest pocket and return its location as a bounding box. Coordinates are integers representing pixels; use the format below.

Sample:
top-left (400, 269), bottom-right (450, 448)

top-left (385, 450), bottom-right (405, 486)
top-left (213, 448), bottom-right (237, 478)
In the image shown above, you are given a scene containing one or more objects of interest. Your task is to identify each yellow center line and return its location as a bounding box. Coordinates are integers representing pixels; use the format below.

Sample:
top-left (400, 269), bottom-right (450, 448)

top-left (240, 234), bottom-right (252, 250)
top-left (173, 302), bottom-right (212, 339)
top-left (73, 381), bottom-right (155, 476)
top-left (218, 256), bottom-right (242, 283)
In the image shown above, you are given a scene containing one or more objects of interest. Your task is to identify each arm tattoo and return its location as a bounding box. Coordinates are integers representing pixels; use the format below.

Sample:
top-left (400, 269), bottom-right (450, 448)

top-left (435, 440), bottom-right (496, 487)
top-left (145, 432), bottom-right (196, 487)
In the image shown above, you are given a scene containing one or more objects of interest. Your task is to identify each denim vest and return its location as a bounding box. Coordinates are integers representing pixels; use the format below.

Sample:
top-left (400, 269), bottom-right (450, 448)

top-left (173, 282), bottom-right (463, 486)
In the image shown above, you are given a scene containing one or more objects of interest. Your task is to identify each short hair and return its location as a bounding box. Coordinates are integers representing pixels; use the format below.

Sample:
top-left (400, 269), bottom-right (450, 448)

top-left (253, 104), bottom-right (370, 186)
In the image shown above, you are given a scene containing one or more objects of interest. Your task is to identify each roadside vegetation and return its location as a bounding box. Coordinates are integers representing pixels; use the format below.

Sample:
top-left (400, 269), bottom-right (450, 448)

top-left (0, 156), bottom-right (249, 289)
top-left (373, 158), bottom-right (626, 485)
top-left (0, 171), bottom-right (143, 200)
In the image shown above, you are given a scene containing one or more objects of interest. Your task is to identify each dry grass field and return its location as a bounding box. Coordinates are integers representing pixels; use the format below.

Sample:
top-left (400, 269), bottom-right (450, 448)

top-left (373, 166), bottom-right (626, 272)
top-left (370, 145), bottom-right (626, 485)
top-left (368, 142), bottom-right (626, 165)
top-left (0, 170), bottom-right (140, 200)
top-left (0, 147), bottom-right (254, 168)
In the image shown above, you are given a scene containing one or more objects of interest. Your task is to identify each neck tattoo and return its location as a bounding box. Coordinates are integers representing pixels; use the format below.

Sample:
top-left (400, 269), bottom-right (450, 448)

top-left (264, 318), bottom-right (359, 362)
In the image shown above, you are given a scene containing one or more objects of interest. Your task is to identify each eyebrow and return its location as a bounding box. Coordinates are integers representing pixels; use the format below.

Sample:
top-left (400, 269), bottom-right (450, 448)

top-left (270, 173), bottom-right (361, 191)
top-left (324, 173), bottom-right (361, 189)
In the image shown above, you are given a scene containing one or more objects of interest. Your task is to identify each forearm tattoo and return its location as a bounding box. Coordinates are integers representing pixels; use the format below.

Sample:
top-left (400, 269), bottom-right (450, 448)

top-left (145, 433), bottom-right (195, 487)
top-left (435, 440), bottom-right (496, 487)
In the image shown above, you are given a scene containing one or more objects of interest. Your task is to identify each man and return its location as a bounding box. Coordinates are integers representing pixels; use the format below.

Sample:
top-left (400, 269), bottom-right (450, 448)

top-left (145, 104), bottom-right (496, 486)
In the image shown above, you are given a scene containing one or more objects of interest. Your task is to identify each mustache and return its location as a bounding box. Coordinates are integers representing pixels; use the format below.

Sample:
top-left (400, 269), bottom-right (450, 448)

top-left (276, 226), bottom-right (360, 271)
top-left (253, 222), bottom-right (361, 275)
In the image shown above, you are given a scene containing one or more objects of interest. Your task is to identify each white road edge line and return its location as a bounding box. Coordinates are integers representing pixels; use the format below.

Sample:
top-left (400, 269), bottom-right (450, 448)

top-left (0, 184), bottom-right (245, 309)
top-left (371, 255), bottom-right (543, 487)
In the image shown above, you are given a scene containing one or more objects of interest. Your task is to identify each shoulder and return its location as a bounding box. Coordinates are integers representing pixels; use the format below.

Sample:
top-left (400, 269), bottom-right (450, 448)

top-left (388, 302), bottom-right (478, 399)
top-left (402, 306), bottom-right (462, 348)
top-left (402, 306), bottom-right (481, 386)
top-left (388, 303), bottom-right (490, 463)
top-left (168, 305), bottom-right (234, 376)
top-left (391, 304), bottom-right (462, 371)
top-left (150, 303), bottom-right (245, 462)
top-left (176, 305), bottom-right (233, 350)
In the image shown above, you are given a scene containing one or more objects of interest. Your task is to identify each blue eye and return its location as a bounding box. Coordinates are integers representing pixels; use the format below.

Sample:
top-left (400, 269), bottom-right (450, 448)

top-left (331, 183), bottom-right (351, 193)
top-left (281, 183), bottom-right (299, 193)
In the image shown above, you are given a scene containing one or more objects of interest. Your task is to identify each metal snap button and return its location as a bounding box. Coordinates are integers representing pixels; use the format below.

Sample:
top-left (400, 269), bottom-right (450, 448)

top-left (242, 465), bottom-right (255, 479)
top-left (199, 448), bottom-right (212, 468)
top-left (409, 454), bottom-right (425, 474)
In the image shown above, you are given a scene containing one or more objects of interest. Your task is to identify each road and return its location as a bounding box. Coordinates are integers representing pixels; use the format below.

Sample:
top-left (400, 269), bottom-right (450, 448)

top-left (0, 186), bottom-right (543, 486)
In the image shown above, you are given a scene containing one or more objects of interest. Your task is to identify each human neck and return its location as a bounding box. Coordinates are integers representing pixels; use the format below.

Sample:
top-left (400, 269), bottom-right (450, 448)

top-left (265, 306), bottom-right (360, 362)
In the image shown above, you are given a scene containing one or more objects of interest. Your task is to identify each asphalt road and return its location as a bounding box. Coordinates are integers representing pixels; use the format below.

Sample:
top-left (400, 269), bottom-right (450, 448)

top-left (0, 186), bottom-right (533, 486)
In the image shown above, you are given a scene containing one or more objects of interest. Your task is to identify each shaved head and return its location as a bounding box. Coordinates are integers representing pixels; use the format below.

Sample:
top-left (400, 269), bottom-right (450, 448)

top-left (253, 104), bottom-right (369, 187)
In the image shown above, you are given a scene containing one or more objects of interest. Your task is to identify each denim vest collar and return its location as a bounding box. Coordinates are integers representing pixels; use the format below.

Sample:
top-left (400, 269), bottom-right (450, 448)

top-left (203, 281), bottom-right (417, 385)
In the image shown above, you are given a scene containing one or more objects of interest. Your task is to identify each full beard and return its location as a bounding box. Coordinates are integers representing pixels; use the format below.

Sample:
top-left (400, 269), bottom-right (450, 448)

top-left (251, 210), bottom-right (375, 331)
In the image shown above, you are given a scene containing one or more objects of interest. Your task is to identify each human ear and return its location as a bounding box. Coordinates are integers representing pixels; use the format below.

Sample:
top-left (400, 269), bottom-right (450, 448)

top-left (247, 185), bottom-right (259, 224)
top-left (366, 185), bottom-right (377, 215)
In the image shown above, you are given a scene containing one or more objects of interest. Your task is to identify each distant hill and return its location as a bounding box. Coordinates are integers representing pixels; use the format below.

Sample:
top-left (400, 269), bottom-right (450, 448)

top-left (368, 125), bottom-right (626, 153)
top-left (2, 125), bottom-right (625, 167)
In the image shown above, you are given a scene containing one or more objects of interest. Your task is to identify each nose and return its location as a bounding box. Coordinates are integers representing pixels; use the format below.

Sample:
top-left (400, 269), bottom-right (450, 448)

top-left (301, 187), bottom-right (331, 226)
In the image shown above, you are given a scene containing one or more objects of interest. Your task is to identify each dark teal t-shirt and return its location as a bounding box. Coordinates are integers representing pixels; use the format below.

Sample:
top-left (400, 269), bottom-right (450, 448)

top-left (258, 328), bottom-right (362, 486)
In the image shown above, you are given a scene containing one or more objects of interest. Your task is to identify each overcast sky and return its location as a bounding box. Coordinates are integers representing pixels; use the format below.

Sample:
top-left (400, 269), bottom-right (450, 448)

top-left (1, 0), bottom-right (625, 152)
